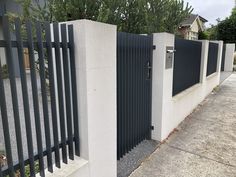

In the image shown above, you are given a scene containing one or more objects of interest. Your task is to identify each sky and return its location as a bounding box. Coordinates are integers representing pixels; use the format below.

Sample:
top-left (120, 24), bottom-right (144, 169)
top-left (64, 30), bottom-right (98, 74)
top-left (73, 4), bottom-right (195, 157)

top-left (185, 0), bottom-right (235, 26)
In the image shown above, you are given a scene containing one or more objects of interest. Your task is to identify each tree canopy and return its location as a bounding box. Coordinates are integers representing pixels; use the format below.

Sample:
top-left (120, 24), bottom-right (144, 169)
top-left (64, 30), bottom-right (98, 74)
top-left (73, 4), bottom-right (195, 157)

top-left (12, 0), bottom-right (193, 34)
top-left (217, 8), bottom-right (236, 43)
top-left (205, 8), bottom-right (236, 43)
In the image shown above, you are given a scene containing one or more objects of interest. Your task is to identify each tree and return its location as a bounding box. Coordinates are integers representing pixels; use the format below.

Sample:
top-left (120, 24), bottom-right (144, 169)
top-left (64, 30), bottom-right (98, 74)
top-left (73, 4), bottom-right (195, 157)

top-left (162, 0), bottom-right (193, 33)
top-left (198, 31), bottom-right (209, 40)
top-left (13, 0), bottom-right (193, 34)
top-left (217, 8), bottom-right (236, 43)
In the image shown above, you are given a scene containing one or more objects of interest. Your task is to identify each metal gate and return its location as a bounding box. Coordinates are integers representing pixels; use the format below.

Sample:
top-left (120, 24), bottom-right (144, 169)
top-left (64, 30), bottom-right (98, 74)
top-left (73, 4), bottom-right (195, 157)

top-left (117, 32), bottom-right (153, 160)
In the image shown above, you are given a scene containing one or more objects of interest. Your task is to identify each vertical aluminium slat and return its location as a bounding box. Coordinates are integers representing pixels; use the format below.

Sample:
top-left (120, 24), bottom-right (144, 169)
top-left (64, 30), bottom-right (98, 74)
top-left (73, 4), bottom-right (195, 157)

top-left (49, 23), bottom-right (62, 168)
top-left (128, 34), bottom-right (132, 152)
top-left (143, 37), bottom-right (147, 140)
top-left (148, 35), bottom-right (153, 139)
top-left (35, 21), bottom-right (54, 172)
top-left (2, 16), bottom-right (26, 177)
top-left (136, 35), bottom-right (139, 145)
top-left (120, 33), bottom-right (124, 158)
top-left (52, 22), bottom-right (67, 164)
top-left (15, 18), bottom-right (35, 177)
top-left (68, 25), bottom-right (80, 156)
top-left (26, 20), bottom-right (45, 177)
top-left (145, 37), bottom-right (149, 139)
top-left (123, 33), bottom-right (127, 155)
top-left (131, 34), bottom-right (134, 150)
top-left (44, 22), bottom-right (62, 165)
top-left (139, 35), bottom-right (143, 143)
top-left (61, 24), bottom-right (74, 160)
top-left (0, 60), bottom-right (14, 177)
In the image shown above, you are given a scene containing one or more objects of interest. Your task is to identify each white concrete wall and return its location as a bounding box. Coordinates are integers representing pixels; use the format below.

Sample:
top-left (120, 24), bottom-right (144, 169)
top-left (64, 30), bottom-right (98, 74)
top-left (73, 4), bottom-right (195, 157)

top-left (151, 33), bottom-right (175, 141)
top-left (50, 20), bottom-right (117, 177)
top-left (224, 44), bottom-right (235, 72)
top-left (152, 33), bottom-right (223, 141)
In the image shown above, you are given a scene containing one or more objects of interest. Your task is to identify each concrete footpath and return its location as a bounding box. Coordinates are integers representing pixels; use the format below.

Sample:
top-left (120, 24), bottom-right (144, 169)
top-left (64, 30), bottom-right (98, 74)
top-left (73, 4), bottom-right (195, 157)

top-left (130, 73), bottom-right (236, 177)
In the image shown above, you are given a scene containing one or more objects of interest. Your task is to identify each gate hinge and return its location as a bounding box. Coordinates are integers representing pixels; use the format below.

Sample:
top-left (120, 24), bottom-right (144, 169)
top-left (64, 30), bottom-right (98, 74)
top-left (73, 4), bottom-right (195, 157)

top-left (151, 126), bottom-right (154, 130)
top-left (153, 45), bottom-right (156, 50)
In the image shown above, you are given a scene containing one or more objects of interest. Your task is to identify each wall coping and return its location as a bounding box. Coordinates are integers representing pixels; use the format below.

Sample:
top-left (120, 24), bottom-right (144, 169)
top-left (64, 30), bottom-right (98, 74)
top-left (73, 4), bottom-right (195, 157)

top-left (36, 157), bottom-right (88, 177)
top-left (172, 83), bottom-right (201, 102)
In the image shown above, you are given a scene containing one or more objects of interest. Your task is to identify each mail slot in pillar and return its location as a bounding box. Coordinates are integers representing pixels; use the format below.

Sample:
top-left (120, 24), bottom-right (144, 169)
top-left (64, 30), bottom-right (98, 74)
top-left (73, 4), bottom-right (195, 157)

top-left (166, 46), bottom-right (175, 69)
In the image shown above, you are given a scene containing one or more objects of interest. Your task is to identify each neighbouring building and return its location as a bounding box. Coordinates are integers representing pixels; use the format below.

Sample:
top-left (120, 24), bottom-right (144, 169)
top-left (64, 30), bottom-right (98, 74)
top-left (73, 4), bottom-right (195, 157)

top-left (178, 14), bottom-right (208, 40)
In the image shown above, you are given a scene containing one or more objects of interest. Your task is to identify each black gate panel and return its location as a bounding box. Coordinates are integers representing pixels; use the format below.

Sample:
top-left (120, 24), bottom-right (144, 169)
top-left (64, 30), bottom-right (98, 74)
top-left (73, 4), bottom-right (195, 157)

top-left (221, 44), bottom-right (226, 71)
top-left (207, 42), bottom-right (219, 76)
top-left (117, 32), bottom-right (153, 160)
top-left (173, 38), bottom-right (202, 96)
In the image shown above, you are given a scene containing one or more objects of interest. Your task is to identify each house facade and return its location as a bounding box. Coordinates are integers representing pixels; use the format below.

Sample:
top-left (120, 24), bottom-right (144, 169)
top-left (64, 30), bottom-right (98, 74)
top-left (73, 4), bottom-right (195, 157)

top-left (178, 14), bottom-right (208, 40)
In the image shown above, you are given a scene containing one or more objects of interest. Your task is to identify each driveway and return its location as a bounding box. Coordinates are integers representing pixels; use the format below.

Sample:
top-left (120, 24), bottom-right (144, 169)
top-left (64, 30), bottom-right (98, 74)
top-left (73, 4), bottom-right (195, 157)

top-left (130, 74), bottom-right (236, 177)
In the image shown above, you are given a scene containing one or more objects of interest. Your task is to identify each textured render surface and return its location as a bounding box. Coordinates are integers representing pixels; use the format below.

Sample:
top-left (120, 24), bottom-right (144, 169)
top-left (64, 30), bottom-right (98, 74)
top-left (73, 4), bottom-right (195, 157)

top-left (130, 74), bottom-right (236, 177)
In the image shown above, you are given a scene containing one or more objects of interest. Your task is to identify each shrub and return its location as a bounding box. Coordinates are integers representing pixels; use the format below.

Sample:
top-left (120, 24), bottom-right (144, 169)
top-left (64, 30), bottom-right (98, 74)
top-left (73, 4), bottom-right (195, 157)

top-left (1, 64), bottom-right (9, 79)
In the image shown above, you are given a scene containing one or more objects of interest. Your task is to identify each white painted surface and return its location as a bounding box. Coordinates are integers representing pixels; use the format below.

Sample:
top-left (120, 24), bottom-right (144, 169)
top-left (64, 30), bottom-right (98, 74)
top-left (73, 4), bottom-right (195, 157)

top-left (66, 20), bottom-right (117, 177)
top-left (151, 33), bottom-right (175, 141)
top-left (224, 44), bottom-right (235, 72)
top-left (42, 157), bottom-right (89, 177)
top-left (152, 34), bottom-right (223, 141)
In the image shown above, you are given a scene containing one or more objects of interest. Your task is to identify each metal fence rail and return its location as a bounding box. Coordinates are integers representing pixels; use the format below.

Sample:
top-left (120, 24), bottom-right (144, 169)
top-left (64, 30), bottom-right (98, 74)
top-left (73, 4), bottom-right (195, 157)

top-left (173, 38), bottom-right (202, 96)
top-left (207, 42), bottom-right (219, 76)
top-left (0, 16), bottom-right (80, 177)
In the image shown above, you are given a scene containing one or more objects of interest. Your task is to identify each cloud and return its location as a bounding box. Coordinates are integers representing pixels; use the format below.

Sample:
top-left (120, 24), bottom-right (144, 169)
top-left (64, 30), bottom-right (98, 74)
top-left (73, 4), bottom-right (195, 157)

top-left (185, 0), bottom-right (234, 26)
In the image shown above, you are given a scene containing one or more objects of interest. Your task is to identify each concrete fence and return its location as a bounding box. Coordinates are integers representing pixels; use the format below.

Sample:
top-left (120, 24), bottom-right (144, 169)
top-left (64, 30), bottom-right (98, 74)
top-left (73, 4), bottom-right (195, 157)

top-left (151, 33), bottom-right (223, 141)
top-left (30, 21), bottom-right (224, 176)
top-left (222, 44), bottom-right (235, 72)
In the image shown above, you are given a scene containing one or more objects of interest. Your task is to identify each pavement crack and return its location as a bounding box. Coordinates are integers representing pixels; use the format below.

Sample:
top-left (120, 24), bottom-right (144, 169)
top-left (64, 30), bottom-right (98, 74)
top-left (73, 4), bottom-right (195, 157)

top-left (167, 144), bottom-right (236, 168)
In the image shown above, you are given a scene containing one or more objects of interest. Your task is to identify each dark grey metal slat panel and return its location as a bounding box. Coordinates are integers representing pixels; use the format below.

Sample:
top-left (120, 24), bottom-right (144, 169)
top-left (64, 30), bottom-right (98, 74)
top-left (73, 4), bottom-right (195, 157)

top-left (207, 42), bottom-right (219, 76)
top-left (26, 20), bottom-right (45, 177)
top-left (0, 60), bottom-right (15, 177)
top-left (68, 25), bottom-right (80, 156)
top-left (61, 24), bottom-right (74, 160)
top-left (15, 18), bottom-right (36, 177)
top-left (52, 22), bottom-right (68, 164)
top-left (2, 16), bottom-right (26, 177)
top-left (35, 21), bottom-right (54, 172)
top-left (117, 32), bottom-right (153, 159)
top-left (173, 38), bottom-right (202, 96)
top-left (221, 44), bottom-right (226, 71)
top-left (44, 22), bottom-right (61, 165)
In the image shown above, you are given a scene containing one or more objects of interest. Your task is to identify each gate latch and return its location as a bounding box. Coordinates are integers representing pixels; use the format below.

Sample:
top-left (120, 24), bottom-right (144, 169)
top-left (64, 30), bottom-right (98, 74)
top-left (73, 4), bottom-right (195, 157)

top-left (166, 49), bottom-right (176, 53)
top-left (146, 61), bottom-right (152, 80)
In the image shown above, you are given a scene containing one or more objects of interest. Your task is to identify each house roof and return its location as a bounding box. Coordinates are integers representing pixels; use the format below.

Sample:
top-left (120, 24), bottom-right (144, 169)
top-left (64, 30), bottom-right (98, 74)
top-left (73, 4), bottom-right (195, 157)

top-left (180, 14), bottom-right (208, 27)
